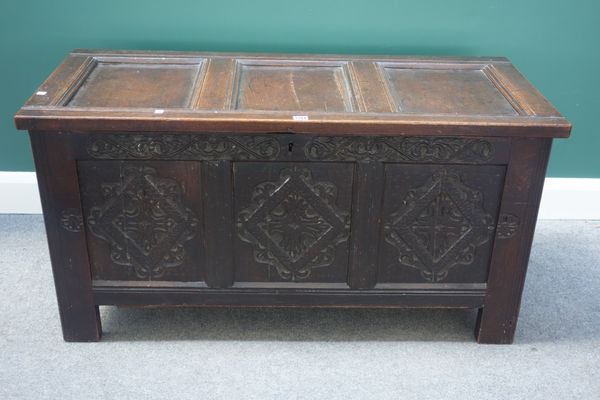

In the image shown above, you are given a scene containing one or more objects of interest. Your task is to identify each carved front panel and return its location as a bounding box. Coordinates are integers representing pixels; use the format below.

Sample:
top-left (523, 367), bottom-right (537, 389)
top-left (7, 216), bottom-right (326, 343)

top-left (78, 161), bottom-right (204, 282)
top-left (379, 164), bottom-right (505, 283)
top-left (234, 163), bottom-right (353, 283)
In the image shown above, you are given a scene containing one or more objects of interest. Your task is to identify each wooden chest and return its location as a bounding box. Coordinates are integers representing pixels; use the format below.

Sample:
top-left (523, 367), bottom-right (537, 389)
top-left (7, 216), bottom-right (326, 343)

top-left (15, 50), bottom-right (571, 343)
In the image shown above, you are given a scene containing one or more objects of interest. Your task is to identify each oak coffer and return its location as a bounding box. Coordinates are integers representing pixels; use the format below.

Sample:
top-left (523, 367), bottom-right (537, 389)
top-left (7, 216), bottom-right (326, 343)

top-left (14, 49), bottom-right (571, 343)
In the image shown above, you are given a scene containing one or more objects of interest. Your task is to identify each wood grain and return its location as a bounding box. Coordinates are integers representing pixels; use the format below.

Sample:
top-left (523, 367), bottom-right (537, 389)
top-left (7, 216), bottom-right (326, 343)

top-left (15, 50), bottom-right (571, 137)
top-left (16, 50), bottom-right (571, 343)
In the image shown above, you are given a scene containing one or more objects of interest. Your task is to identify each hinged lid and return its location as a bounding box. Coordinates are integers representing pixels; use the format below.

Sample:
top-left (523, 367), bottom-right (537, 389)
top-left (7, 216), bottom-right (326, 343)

top-left (15, 49), bottom-right (571, 137)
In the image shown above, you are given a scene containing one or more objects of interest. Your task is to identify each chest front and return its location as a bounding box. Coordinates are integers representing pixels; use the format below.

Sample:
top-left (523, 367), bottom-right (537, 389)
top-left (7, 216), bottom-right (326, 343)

top-left (15, 50), bottom-right (570, 343)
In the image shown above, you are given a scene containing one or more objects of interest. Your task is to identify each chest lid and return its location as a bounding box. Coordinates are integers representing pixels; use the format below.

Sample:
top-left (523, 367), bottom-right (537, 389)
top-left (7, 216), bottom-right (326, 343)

top-left (15, 49), bottom-right (571, 137)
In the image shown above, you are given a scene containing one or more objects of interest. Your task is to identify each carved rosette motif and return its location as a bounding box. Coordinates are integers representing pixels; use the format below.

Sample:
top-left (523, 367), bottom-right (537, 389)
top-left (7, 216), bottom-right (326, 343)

top-left (60, 208), bottom-right (83, 232)
top-left (384, 170), bottom-right (495, 282)
top-left (305, 136), bottom-right (494, 163)
top-left (237, 167), bottom-right (350, 281)
top-left (86, 166), bottom-right (199, 280)
top-left (87, 134), bottom-right (280, 160)
top-left (497, 213), bottom-right (520, 239)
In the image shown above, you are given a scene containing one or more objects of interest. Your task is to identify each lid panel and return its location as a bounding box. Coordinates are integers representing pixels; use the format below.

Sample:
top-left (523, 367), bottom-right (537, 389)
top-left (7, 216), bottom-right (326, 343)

top-left (233, 62), bottom-right (354, 112)
top-left (14, 50), bottom-right (571, 138)
top-left (67, 61), bottom-right (204, 109)
top-left (382, 66), bottom-right (518, 116)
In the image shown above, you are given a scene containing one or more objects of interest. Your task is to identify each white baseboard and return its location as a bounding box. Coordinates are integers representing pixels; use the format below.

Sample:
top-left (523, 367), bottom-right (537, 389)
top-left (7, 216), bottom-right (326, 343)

top-left (0, 172), bottom-right (598, 219)
top-left (0, 172), bottom-right (42, 214)
top-left (538, 178), bottom-right (600, 219)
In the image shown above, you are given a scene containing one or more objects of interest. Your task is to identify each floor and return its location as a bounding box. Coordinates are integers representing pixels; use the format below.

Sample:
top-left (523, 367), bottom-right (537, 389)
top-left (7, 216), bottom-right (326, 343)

top-left (0, 215), bottom-right (599, 399)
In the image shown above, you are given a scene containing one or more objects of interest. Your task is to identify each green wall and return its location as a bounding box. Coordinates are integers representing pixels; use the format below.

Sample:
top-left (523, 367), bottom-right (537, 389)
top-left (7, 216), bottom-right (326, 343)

top-left (1, 0), bottom-right (597, 177)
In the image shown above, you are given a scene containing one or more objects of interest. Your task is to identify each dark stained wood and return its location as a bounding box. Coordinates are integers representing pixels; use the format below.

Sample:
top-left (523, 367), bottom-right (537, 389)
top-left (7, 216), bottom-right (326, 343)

top-left (475, 138), bottom-right (553, 344)
top-left (378, 164), bottom-right (505, 284)
top-left (93, 284), bottom-right (487, 309)
top-left (78, 160), bottom-right (204, 282)
top-left (29, 132), bottom-right (101, 342)
top-left (202, 160), bottom-right (235, 288)
top-left (347, 162), bottom-right (384, 289)
top-left (233, 162), bottom-right (354, 284)
top-left (15, 50), bottom-right (571, 343)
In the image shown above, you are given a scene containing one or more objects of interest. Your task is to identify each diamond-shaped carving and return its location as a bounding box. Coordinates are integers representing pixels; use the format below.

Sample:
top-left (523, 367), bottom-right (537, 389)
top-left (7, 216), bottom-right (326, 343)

top-left (87, 166), bottom-right (198, 279)
top-left (384, 170), bottom-right (494, 282)
top-left (237, 167), bottom-right (350, 281)
top-left (411, 193), bottom-right (472, 261)
top-left (258, 192), bottom-right (333, 262)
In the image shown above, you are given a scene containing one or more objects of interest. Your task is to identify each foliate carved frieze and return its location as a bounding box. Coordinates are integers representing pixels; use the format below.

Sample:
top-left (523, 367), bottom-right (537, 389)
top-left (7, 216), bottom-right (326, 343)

top-left (86, 166), bottom-right (198, 280)
top-left (384, 169), bottom-right (495, 282)
top-left (305, 136), bottom-right (494, 163)
top-left (237, 167), bottom-right (350, 281)
top-left (86, 134), bottom-right (495, 164)
top-left (87, 134), bottom-right (280, 160)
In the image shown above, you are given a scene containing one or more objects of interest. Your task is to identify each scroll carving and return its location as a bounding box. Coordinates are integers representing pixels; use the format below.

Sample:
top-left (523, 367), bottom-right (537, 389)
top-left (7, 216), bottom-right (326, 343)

top-left (237, 167), bottom-right (350, 281)
top-left (86, 166), bottom-right (198, 280)
top-left (305, 136), bottom-right (494, 163)
top-left (384, 170), bottom-right (495, 282)
top-left (87, 134), bottom-right (280, 160)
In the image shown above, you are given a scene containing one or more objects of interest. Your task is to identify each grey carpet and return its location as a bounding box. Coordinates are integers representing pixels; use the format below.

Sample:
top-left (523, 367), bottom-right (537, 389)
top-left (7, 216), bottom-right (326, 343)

top-left (0, 215), bottom-right (599, 399)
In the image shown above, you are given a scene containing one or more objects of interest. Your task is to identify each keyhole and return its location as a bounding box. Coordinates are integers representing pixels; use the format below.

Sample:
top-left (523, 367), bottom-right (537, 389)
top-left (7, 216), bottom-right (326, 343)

top-left (288, 142), bottom-right (294, 152)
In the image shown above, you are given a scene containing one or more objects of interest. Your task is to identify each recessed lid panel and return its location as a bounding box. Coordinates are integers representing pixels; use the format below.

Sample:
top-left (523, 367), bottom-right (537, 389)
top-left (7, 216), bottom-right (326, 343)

top-left (14, 50), bottom-right (571, 138)
top-left (67, 60), bottom-right (203, 109)
top-left (382, 66), bottom-right (518, 116)
top-left (234, 63), bottom-right (354, 112)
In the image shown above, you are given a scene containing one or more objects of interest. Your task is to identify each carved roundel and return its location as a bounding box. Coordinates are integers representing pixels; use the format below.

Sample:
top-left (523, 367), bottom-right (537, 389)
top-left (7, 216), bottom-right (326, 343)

top-left (497, 213), bottom-right (520, 239)
top-left (86, 166), bottom-right (199, 280)
top-left (384, 169), bottom-right (495, 282)
top-left (59, 208), bottom-right (83, 232)
top-left (237, 167), bottom-right (350, 281)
